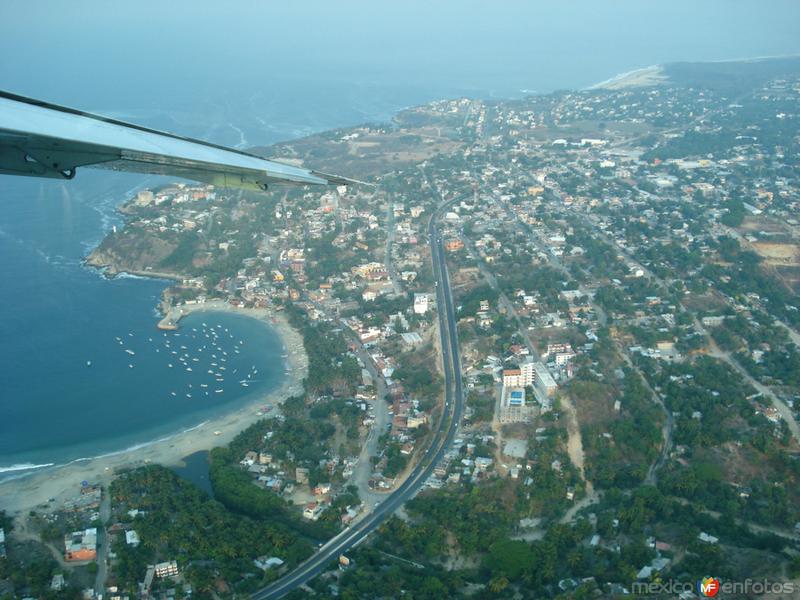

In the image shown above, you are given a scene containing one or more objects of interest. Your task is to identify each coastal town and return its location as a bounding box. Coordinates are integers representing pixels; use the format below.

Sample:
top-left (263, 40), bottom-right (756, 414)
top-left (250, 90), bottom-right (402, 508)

top-left (2, 57), bottom-right (800, 599)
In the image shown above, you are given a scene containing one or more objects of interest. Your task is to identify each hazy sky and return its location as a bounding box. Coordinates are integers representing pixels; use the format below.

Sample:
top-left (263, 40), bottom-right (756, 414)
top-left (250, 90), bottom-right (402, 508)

top-left (1, 1), bottom-right (799, 118)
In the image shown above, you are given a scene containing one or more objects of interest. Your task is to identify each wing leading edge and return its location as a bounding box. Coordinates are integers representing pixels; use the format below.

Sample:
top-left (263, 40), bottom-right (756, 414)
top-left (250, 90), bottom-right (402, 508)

top-left (0, 90), bottom-right (361, 191)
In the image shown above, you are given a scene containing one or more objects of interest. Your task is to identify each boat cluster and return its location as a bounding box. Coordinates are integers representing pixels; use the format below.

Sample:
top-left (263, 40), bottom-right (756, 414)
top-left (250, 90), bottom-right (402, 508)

top-left (109, 321), bottom-right (259, 400)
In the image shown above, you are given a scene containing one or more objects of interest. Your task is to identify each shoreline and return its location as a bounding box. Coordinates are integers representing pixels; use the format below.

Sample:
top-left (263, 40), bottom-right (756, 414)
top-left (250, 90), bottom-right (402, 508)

top-left (0, 300), bottom-right (308, 516)
top-left (586, 64), bottom-right (667, 90)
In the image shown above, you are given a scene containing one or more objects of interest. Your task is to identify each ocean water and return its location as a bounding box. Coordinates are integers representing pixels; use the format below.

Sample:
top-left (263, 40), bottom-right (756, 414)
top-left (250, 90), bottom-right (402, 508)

top-left (0, 175), bottom-right (287, 474)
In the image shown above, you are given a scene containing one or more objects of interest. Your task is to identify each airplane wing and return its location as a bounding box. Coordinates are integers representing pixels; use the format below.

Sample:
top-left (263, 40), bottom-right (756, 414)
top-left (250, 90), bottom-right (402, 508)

top-left (0, 90), bottom-right (363, 191)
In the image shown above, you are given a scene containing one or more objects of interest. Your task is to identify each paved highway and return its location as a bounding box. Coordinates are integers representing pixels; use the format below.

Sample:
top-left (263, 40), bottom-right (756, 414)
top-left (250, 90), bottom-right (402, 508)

top-left (251, 200), bottom-right (464, 599)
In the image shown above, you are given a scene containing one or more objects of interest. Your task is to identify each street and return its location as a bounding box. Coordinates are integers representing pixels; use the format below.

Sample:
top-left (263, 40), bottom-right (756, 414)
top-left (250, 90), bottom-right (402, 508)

top-left (251, 198), bottom-right (465, 599)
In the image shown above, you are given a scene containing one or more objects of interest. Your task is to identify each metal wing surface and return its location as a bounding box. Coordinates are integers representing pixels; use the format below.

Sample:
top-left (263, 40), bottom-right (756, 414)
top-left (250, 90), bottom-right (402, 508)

top-left (0, 90), bottom-right (361, 191)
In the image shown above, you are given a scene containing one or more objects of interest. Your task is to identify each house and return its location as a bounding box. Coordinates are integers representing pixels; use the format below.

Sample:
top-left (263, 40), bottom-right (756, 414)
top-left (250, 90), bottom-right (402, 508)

top-left (341, 505), bottom-right (360, 525)
top-left (413, 293), bottom-right (431, 314)
top-left (64, 528), bottom-right (97, 561)
top-left (444, 238), bottom-right (464, 252)
top-left (303, 502), bottom-right (323, 521)
top-left (407, 414), bottom-right (427, 428)
top-left (240, 451), bottom-right (258, 466)
top-left (50, 574), bottom-right (66, 591)
top-left (254, 556), bottom-right (285, 571)
top-left (314, 482), bottom-right (332, 496)
top-left (295, 467), bottom-right (309, 484)
top-left (125, 530), bottom-right (140, 547)
top-left (636, 557), bottom-right (670, 580)
top-left (474, 457), bottom-right (493, 471)
top-left (698, 532), bottom-right (719, 544)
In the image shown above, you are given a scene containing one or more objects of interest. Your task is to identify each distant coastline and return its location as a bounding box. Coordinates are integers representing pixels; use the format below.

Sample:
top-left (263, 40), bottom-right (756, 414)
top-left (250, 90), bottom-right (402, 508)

top-left (586, 64), bottom-right (667, 90)
top-left (0, 301), bottom-right (308, 515)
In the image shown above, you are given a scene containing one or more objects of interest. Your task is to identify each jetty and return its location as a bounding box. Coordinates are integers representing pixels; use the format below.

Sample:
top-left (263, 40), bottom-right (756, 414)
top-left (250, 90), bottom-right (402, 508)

top-left (157, 306), bottom-right (183, 331)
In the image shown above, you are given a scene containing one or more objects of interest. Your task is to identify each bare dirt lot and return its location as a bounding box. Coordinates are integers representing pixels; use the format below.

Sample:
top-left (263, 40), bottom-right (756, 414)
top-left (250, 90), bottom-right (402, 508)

top-left (752, 241), bottom-right (800, 265)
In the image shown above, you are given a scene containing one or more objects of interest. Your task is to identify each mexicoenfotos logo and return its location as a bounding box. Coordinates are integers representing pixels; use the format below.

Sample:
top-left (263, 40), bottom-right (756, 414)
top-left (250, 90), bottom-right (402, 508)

top-left (698, 576), bottom-right (721, 597)
top-left (633, 578), bottom-right (796, 596)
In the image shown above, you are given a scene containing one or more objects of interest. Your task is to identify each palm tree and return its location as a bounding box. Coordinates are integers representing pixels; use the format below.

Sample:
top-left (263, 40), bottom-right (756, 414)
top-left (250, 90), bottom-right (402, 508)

top-left (489, 574), bottom-right (509, 594)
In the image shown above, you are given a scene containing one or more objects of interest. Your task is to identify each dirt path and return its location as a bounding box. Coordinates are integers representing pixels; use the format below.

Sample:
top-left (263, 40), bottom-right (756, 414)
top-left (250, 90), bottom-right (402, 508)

top-left (583, 212), bottom-right (800, 446)
top-left (701, 322), bottom-right (800, 444)
top-left (14, 514), bottom-right (76, 570)
top-left (777, 319), bottom-right (800, 349)
top-left (560, 395), bottom-right (588, 486)
top-left (462, 207), bottom-right (596, 500)
top-left (558, 394), bottom-right (599, 524)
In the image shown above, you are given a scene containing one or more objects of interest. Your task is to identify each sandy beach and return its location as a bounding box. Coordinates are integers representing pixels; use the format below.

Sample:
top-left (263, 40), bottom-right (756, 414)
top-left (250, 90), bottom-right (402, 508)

top-left (588, 65), bottom-right (667, 90)
top-left (0, 300), bottom-right (308, 516)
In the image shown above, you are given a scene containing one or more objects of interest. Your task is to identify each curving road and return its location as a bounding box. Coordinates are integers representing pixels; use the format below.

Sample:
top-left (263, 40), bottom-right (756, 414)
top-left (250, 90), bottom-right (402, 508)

top-left (251, 200), bottom-right (464, 599)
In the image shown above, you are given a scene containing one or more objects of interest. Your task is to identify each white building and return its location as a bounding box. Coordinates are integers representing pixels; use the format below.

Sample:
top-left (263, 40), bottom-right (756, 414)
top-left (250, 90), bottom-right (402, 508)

top-left (502, 360), bottom-right (557, 396)
top-left (413, 293), bottom-right (431, 314)
top-left (499, 360), bottom-right (556, 421)
top-left (154, 560), bottom-right (179, 578)
top-left (136, 190), bottom-right (154, 206)
top-left (126, 530), bottom-right (140, 547)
